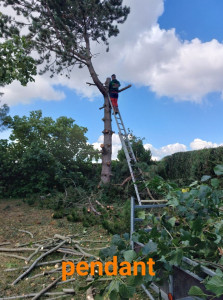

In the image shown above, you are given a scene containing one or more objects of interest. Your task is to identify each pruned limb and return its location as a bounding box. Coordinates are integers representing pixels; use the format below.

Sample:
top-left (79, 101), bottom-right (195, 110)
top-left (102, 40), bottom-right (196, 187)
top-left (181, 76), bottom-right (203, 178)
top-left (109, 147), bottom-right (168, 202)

top-left (0, 247), bottom-right (41, 252)
top-left (56, 249), bottom-right (83, 256)
top-left (0, 242), bottom-right (11, 247)
top-left (88, 197), bottom-right (101, 216)
top-left (118, 84), bottom-right (132, 93)
top-left (0, 292), bottom-right (66, 300)
top-left (114, 175), bottom-right (131, 186)
top-left (18, 230), bottom-right (34, 239)
top-left (86, 82), bottom-right (96, 86)
top-left (54, 234), bottom-right (71, 243)
top-left (95, 200), bottom-right (105, 209)
top-left (0, 253), bottom-right (28, 260)
top-left (99, 105), bottom-right (105, 110)
top-left (28, 267), bottom-right (62, 280)
top-left (138, 168), bottom-right (155, 200)
top-left (57, 278), bottom-right (76, 285)
top-left (32, 276), bottom-right (62, 300)
top-left (26, 246), bottom-right (41, 263)
top-left (74, 244), bottom-right (99, 260)
top-left (5, 259), bottom-right (78, 272)
top-left (12, 240), bottom-right (67, 285)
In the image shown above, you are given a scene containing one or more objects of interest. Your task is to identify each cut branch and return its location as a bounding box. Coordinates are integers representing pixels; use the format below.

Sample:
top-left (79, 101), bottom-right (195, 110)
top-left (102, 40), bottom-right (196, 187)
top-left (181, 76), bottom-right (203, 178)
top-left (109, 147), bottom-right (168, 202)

top-left (118, 84), bottom-right (132, 93)
top-left (12, 240), bottom-right (67, 285)
top-left (31, 276), bottom-right (62, 300)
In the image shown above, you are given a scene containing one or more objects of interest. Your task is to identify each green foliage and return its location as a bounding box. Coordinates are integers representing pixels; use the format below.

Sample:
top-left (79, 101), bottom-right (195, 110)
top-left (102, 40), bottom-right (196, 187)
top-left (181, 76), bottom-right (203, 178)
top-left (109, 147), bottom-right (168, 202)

top-left (97, 235), bottom-right (138, 299)
top-left (158, 146), bottom-right (223, 186)
top-left (146, 175), bottom-right (178, 199)
top-left (0, 110), bottom-right (99, 197)
top-left (117, 133), bottom-right (152, 164)
top-left (90, 166), bottom-right (223, 299)
top-left (52, 210), bottom-right (64, 219)
top-left (1, 0), bottom-right (130, 78)
top-left (0, 35), bottom-right (36, 86)
top-left (112, 133), bottom-right (153, 193)
top-left (0, 103), bottom-right (9, 131)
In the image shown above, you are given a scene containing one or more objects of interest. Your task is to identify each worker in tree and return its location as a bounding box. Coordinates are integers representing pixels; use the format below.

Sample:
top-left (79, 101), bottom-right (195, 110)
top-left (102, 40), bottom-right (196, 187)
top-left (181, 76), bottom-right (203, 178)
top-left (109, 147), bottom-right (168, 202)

top-left (109, 74), bottom-right (120, 113)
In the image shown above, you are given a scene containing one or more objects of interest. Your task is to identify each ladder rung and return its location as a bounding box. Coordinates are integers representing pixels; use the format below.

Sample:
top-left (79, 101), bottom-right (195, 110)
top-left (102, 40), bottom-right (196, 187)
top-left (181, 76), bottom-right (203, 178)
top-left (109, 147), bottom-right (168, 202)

top-left (135, 204), bottom-right (167, 209)
top-left (141, 200), bottom-right (168, 203)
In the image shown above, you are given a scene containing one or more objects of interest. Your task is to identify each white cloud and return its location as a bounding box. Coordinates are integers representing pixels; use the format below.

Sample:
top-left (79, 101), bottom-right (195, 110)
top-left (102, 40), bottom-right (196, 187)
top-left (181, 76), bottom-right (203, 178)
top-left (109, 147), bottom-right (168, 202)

top-left (93, 134), bottom-right (122, 160)
top-left (1, 76), bottom-right (65, 105)
top-left (3, 0), bottom-right (223, 104)
top-left (190, 138), bottom-right (223, 150)
top-left (145, 142), bottom-right (187, 160)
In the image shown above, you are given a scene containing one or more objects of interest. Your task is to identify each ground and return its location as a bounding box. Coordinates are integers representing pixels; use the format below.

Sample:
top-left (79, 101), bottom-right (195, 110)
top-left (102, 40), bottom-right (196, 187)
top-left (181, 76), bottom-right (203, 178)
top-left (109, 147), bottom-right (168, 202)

top-left (0, 199), bottom-right (147, 299)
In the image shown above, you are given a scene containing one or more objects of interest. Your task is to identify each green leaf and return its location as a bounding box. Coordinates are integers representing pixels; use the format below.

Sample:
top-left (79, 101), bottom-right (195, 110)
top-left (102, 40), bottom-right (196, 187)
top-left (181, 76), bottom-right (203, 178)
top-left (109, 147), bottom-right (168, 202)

top-left (127, 275), bottom-right (144, 287)
top-left (109, 290), bottom-right (119, 300)
top-left (123, 250), bottom-right (137, 263)
top-left (211, 178), bottom-right (219, 188)
top-left (188, 286), bottom-right (207, 299)
top-left (142, 241), bottom-right (157, 255)
top-left (119, 284), bottom-right (135, 298)
top-left (189, 180), bottom-right (198, 187)
top-left (201, 175), bottom-right (211, 182)
top-left (132, 233), bottom-right (139, 242)
top-left (111, 235), bottom-right (126, 250)
top-left (137, 210), bottom-right (145, 220)
top-left (169, 249), bottom-right (183, 265)
top-left (214, 164), bottom-right (223, 176)
top-left (168, 217), bottom-right (176, 227)
top-left (123, 233), bottom-right (130, 241)
top-left (99, 245), bottom-right (117, 260)
top-left (191, 218), bottom-right (203, 234)
top-left (205, 276), bottom-right (223, 297)
top-left (108, 280), bottom-right (120, 293)
top-left (167, 197), bottom-right (179, 207)
top-left (95, 296), bottom-right (104, 300)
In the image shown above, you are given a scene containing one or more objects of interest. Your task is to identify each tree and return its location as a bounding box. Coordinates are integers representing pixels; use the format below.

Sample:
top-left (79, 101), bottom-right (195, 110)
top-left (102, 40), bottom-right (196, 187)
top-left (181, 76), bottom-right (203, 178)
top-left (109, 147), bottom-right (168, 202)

top-left (0, 110), bottom-right (99, 196)
top-left (117, 134), bottom-right (152, 163)
top-left (112, 133), bottom-right (152, 184)
top-left (0, 33), bottom-right (37, 130)
top-left (0, 103), bottom-right (9, 131)
top-left (0, 0), bottom-right (130, 184)
top-left (0, 35), bottom-right (37, 86)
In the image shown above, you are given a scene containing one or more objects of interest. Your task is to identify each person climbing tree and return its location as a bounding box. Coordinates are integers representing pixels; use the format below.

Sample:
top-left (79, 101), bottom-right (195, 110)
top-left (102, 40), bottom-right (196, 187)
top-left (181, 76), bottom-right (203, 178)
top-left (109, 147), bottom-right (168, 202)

top-left (109, 74), bottom-right (121, 114)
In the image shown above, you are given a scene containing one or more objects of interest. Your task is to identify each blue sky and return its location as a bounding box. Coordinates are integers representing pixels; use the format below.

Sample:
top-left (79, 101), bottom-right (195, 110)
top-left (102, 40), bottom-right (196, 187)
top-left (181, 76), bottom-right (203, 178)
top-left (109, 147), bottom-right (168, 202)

top-left (1, 0), bottom-right (223, 160)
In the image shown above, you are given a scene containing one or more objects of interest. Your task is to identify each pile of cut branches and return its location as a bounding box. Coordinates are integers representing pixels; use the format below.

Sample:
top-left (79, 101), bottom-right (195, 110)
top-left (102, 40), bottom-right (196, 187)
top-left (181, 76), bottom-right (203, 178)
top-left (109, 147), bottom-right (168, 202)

top-left (0, 234), bottom-right (108, 300)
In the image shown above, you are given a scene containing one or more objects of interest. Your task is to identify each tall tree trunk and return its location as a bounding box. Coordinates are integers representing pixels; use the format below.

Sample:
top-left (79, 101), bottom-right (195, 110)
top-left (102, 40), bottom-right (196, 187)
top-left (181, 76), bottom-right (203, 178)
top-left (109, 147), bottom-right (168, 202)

top-left (101, 94), bottom-right (112, 184)
top-left (86, 53), bottom-right (112, 184)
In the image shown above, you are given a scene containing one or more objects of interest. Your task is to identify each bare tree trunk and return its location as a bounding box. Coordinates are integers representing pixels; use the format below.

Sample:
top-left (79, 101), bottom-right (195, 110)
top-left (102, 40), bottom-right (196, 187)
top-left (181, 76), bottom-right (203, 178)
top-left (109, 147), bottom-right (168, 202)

top-left (100, 94), bottom-right (112, 184)
top-left (86, 50), bottom-right (112, 184)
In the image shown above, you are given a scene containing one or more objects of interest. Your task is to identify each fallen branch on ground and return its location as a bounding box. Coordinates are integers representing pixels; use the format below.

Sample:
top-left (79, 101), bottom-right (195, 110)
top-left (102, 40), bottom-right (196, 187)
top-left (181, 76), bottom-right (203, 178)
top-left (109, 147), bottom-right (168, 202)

top-left (12, 240), bottom-right (67, 285)
top-left (32, 276), bottom-right (62, 300)
top-left (18, 230), bottom-right (34, 239)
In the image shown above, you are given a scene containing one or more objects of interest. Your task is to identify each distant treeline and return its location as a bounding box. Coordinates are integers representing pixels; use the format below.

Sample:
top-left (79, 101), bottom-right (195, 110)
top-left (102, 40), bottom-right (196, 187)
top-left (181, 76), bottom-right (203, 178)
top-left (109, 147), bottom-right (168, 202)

top-left (157, 146), bottom-right (223, 185)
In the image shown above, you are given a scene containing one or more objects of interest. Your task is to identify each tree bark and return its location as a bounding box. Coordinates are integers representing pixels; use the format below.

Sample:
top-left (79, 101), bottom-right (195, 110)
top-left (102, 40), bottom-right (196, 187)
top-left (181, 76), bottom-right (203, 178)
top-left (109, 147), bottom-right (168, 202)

top-left (100, 94), bottom-right (112, 184)
top-left (84, 33), bottom-right (112, 184)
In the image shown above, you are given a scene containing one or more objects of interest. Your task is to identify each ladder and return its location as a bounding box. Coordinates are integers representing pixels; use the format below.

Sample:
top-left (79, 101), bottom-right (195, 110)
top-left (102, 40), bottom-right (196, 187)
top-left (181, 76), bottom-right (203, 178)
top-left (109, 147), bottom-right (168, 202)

top-left (108, 95), bottom-right (149, 206)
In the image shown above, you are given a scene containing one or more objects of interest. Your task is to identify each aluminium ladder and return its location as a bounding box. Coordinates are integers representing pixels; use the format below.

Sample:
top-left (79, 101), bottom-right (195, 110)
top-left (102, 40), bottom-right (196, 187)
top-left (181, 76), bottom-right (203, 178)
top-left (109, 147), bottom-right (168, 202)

top-left (107, 96), bottom-right (209, 299)
top-left (108, 95), bottom-right (152, 206)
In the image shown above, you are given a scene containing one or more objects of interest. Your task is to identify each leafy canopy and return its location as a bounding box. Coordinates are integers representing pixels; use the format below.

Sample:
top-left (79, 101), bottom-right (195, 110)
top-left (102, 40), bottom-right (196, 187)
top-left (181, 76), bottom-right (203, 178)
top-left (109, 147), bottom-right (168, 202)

top-left (0, 110), bottom-right (99, 196)
top-left (1, 0), bottom-right (130, 85)
top-left (0, 35), bottom-right (37, 86)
